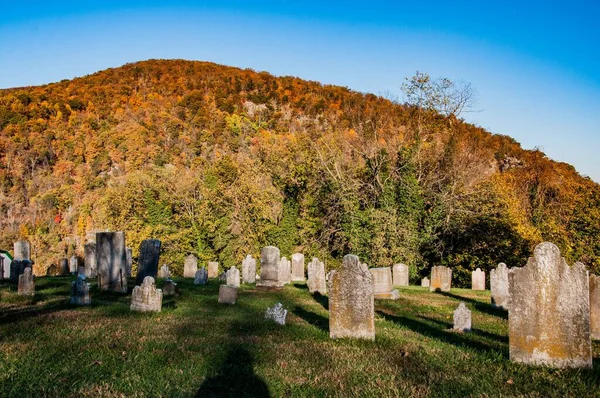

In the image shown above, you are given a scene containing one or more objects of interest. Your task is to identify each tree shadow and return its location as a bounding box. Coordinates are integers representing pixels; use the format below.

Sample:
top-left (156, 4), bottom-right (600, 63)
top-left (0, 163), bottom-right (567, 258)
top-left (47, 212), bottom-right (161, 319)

top-left (0, 298), bottom-right (72, 326)
top-left (439, 291), bottom-right (508, 319)
top-left (292, 306), bottom-right (328, 333)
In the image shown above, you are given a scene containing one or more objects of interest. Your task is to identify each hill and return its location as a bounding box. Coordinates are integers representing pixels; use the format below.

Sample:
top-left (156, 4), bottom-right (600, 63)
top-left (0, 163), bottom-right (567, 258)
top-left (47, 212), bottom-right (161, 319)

top-left (0, 59), bottom-right (598, 282)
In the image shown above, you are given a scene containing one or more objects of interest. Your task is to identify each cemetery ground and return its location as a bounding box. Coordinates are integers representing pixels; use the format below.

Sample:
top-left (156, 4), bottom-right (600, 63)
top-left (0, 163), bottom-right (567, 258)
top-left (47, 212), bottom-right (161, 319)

top-left (1, 279), bottom-right (600, 398)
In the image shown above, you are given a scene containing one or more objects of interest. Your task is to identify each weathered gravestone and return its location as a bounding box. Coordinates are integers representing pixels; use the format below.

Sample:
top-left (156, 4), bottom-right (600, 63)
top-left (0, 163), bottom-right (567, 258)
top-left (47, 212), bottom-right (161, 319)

top-left (218, 285), bottom-right (238, 305)
top-left (18, 267), bottom-right (35, 296)
top-left (162, 279), bottom-right (178, 296)
top-left (157, 265), bottom-right (170, 279)
top-left (453, 302), bottom-right (471, 332)
top-left (135, 239), bottom-right (162, 285)
top-left (125, 247), bottom-right (133, 278)
top-left (430, 266), bottom-right (452, 292)
top-left (421, 277), bottom-right (430, 287)
top-left (590, 275), bottom-right (600, 340)
top-left (392, 263), bottom-right (409, 286)
top-left (59, 258), bottom-right (69, 275)
top-left (226, 266), bottom-right (240, 287)
top-left (194, 268), bottom-right (208, 285)
top-left (184, 254), bottom-right (198, 278)
top-left (328, 254), bottom-right (375, 340)
top-left (257, 246), bottom-right (284, 288)
top-left (307, 257), bottom-right (327, 295)
top-left (265, 303), bottom-right (287, 325)
top-left (69, 255), bottom-right (78, 275)
top-left (11, 241), bottom-right (32, 282)
top-left (279, 257), bottom-right (291, 285)
top-left (491, 263), bottom-right (510, 309)
top-left (508, 242), bottom-right (591, 368)
top-left (291, 253), bottom-right (305, 282)
top-left (130, 276), bottom-right (162, 312)
top-left (208, 261), bottom-right (219, 278)
top-left (472, 268), bottom-right (485, 290)
top-left (96, 232), bottom-right (128, 293)
top-left (242, 255), bottom-right (256, 284)
top-left (84, 242), bottom-right (97, 278)
top-left (370, 267), bottom-right (400, 300)
top-left (70, 275), bottom-right (91, 305)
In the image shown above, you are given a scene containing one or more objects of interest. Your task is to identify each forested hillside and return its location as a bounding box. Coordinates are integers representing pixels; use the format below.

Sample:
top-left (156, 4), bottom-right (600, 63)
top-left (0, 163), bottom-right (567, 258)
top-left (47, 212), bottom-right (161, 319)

top-left (1, 59), bottom-right (598, 284)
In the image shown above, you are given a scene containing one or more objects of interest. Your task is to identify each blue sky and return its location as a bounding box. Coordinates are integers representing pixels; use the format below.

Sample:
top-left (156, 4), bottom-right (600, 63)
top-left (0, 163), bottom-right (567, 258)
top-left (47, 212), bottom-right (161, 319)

top-left (1, 1), bottom-right (599, 181)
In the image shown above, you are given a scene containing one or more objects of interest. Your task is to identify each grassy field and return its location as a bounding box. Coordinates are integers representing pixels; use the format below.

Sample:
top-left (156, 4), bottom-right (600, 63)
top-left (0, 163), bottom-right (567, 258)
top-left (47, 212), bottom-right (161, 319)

top-left (1, 277), bottom-right (600, 397)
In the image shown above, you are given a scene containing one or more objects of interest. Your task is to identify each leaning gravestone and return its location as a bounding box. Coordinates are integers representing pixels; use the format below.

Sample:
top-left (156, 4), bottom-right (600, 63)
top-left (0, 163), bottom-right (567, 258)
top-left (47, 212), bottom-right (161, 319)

top-left (421, 277), bottom-right (430, 287)
top-left (370, 267), bottom-right (399, 300)
top-left (162, 279), bottom-right (178, 296)
top-left (208, 261), bottom-right (219, 278)
top-left (472, 268), bottom-right (485, 290)
top-left (84, 242), bottom-right (97, 278)
top-left (70, 275), bottom-right (91, 305)
top-left (59, 258), bottom-right (69, 275)
top-left (226, 266), bottom-right (240, 287)
top-left (194, 268), bottom-right (208, 285)
top-left (430, 266), bottom-right (452, 292)
top-left (279, 257), bottom-right (291, 285)
top-left (130, 276), bottom-right (162, 312)
top-left (307, 257), bottom-right (327, 295)
top-left (590, 275), bottom-right (600, 340)
top-left (135, 239), bottom-right (162, 285)
top-left (96, 232), bottom-right (128, 293)
top-left (157, 265), bottom-right (170, 279)
top-left (328, 254), bottom-right (375, 340)
top-left (257, 246), bottom-right (284, 288)
top-left (392, 263), bottom-right (409, 286)
top-left (218, 285), bottom-right (238, 305)
top-left (453, 302), bottom-right (471, 332)
top-left (184, 254), bottom-right (198, 278)
top-left (18, 267), bottom-right (35, 296)
top-left (242, 255), bottom-right (256, 284)
top-left (291, 253), bottom-right (305, 282)
top-left (265, 303), bottom-right (288, 325)
top-left (509, 242), bottom-right (591, 368)
top-left (125, 247), bottom-right (133, 278)
top-left (491, 263), bottom-right (510, 309)
top-left (69, 255), bottom-right (78, 275)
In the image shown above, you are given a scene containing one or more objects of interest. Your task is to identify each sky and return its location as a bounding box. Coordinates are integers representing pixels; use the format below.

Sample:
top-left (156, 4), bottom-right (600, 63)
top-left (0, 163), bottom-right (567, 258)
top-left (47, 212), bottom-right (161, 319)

top-left (1, 1), bottom-right (599, 181)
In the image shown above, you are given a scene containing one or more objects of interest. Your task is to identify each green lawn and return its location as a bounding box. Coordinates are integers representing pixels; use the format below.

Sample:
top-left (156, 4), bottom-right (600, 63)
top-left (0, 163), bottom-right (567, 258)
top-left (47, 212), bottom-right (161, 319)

top-left (1, 277), bottom-right (599, 397)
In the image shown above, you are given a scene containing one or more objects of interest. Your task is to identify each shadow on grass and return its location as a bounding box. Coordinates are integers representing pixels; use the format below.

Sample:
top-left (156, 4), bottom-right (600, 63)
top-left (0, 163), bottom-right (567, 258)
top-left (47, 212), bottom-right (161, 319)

top-left (0, 298), bottom-right (72, 326)
top-left (292, 306), bottom-right (328, 333)
top-left (440, 291), bottom-right (508, 319)
top-left (312, 292), bottom-right (328, 310)
top-left (417, 315), bottom-right (509, 344)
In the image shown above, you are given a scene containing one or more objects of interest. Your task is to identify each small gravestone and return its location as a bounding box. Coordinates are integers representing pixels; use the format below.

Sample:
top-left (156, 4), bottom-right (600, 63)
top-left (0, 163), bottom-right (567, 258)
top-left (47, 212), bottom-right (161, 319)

top-left (18, 267), bottom-right (34, 296)
top-left (46, 264), bottom-right (60, 276)
top-left (96, 232), bottom-right (127, 293)
top-left (265, 303), bottom-right (287, 325)
top-left (208, 261), bottom-right (219, 278)
top-left (509, 242), bottom-right (591, 368)
top-left (472, 268), bottom-right (485, 290)
top-left (590, 275), bottom-right (600, 340)
top-left (421, 277), bottom-right (430, 287)
top-left (130, 276), bottom-right (162, 312)
top-left (491, 263), bottom-right (510, 309)
top-left (135, 239), bottom-right (162, 285)
top-left (307, 257), bottom-right (327, 295)
top-left (218, 285), bottom-right (238, 305)
top-left (84, 242), bottom-right (97, 278)
top-left (14, 240), bottom-right (30, 261)
top-left (70, 275), bottom-right (91, 305)
top-left (69, 255), bottom-right (79, 275)
top-left (328, 254), bottom-right (375, 340)
top-left (370, 267), bottom-right (399, 299)
top-left (194, 268), bottom-right (208, 285)
top-left (430, 266), bottom-right (452, 292)
top-left (242, 255), bottom-right (256, 284)
top-left (157, 264), bottom-right (170, 279)
top-left (291, 253), bottom-right (305, 282)
top-left (257, 246), bottom-right (284, 288)
top-left (279, 257), bottom-right (291, 284)
top-left (453, 302), bottom-right (471, 332)
top-left (59, 258), bottom-right (69, 275)
top-left (184, 254), bottom-right (198, 278)
top-left (162, 279), bottom-right (178, 296)
top-left (392, 263), bottom-right (409, 286)
top-left (226, 266), bottom-right (240, 287)
top-left (125, 247), bottom-right (133, 278)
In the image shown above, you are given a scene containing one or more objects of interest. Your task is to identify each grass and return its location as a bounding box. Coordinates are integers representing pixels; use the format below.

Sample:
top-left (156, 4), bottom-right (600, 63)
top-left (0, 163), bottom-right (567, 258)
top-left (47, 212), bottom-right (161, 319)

top-left (1, 277), bottom-right (600, 397)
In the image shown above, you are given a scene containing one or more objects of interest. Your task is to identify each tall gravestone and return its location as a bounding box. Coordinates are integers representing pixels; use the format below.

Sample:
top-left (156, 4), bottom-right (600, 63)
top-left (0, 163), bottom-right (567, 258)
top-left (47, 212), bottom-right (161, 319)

top-left (135, 239), bottom-right (161, 285)
top-left (70, 275), bottom-right (91, 305)
top-left (59, 258), bottom-right (69, 275)
top-left (509, 242), bottom-right (591, 368)
top-left (430, 266), bottom-right (452, 292)
top-left (491, 263), bottom-right (510, 309)
top-left (194, 268), bottom-right (208, 285)
top-left (257, 246), bottom-right (284, 288)
top-left (14, 240), bottom-right (30, 261)
top-left (11, 240), bottom-right (32, 282)
top-left (69, 255), bottom-right (78, 275)
top-left (18, 267), bottom-right (35, 296)
top-left (291, 253), bottom-right (305, 282)
top-left (590, 275), bottom-right (600, 340)
top-left (226, 266), bottom-right (240, 287)
top-left (370, 267), bottom-right (399, 299)
top-left (307, 257), bottom-right (327, 295)
top-left (184, 254), bottom-right (198, 278)
top-left (125, 247), bottom-right (133, 278)
top-left (471, 268), bottom-right (485, 290)
top-left (279, 257), bottom-right (291, 285)
top-left (84, 242), bottom-right (97, 278)
top-left (96, 232), bottom-right (128, 293)
top-left (328, 254), bottom-right (375, 340)
top-left (242, 255), bottom-right (256, 284)
top-left (130, 276), bottom-right (162, 312)
top-left (208, 261), bottom-right (219, 278)
top-left (392, 263), bottom-right (409, 286)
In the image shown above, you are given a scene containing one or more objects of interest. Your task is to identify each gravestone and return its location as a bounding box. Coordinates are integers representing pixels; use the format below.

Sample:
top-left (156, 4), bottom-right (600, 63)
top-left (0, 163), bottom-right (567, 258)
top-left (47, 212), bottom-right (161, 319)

top-left (77, 266), bottom-right (85, 277)
top-left (328, 254), bottom-right (375, 340)
top-left (370, 267), bottom-right (400, 299)
top-left (194, 268), bottom-right (208, 285)
top-left (392, 263), bottom-right (409, 286)
top-left (59, 258), bottom-right (69, 275)
top-left (421, 277), bottom-right (430, 287)
top-left (472, 268), bottom-right (485, 290)
top-left (265, 303), bottom-right (287, 325)
top-left (157, 265), bottom-right (170, 279)
top-left (84, 242), bottom-right (97, 278)
top-left (162, 279), bottom-right (178, 296)
top-left (453, 302), bottom-right (471, 332)
top-left (14, 240), bottom-right (30, 261)
top-left (257, 246), bottom-right (284, 288)
top-left (208, 261), bottom-right (219, 278)
top-left (279, 257), bottom-right (291, 285)
top-left (291, 253), bottom-right (305, 282)
top-left (307, 257), bottom-right (327, 295)
top-left (125, 247), bottom-right (133, 278)
top-left (96, 232), bottom-right (128, 293)
top-left (509, 242), bottom-right (591, 368)
top-left (69, 255), bottom-right (78, 275)
top-left (46, 264), bottom-right (60, 276)
top-left (430, 266), bottom-right (452, 292)
top-left (218, 285), bottom-right (238, 305)
top-left (184, 254), bottom-right (198, 278)
top-left (242, 255), bottom-right (256, 284)
top-left (10, 260), bottom-right (31, 283)
top-left (226, 266), bottom-right (240, 287)
top-left (70, 275), bottom-right (91, 305)
top-left (491, 263), bottom-right (510, 309)
top-left (18, 267), bottom-right (34, 296)
top-left (130, 276), bottom-right (162, 312)
top-left (135, 239), bottom-right (162, 285)
top-left (590, 275), bottom-right (600, 340)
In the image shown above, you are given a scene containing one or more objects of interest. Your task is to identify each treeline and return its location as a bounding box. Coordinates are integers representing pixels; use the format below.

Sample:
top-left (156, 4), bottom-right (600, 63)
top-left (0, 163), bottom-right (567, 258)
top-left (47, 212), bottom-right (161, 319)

top-left (0, 59), bottom-right (598, 285)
